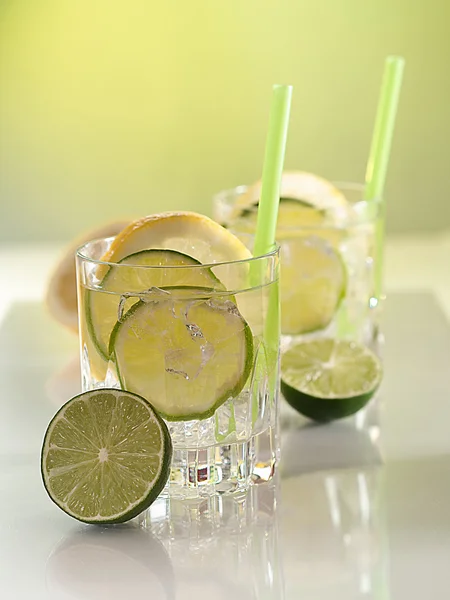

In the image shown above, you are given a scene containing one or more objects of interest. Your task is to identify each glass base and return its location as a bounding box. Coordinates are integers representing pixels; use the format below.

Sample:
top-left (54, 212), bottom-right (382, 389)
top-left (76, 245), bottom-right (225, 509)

top-left (163, 426), bottom-right (278, 499)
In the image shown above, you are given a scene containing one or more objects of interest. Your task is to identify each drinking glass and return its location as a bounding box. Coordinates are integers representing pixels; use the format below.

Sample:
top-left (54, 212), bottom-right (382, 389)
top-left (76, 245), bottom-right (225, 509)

top-left (76, 238), bottom-right (280, 498)
top-left (213, 182), bottom-right (381, 349)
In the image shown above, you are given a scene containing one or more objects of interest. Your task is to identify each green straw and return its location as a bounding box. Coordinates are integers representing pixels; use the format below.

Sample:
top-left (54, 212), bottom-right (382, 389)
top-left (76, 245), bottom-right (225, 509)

top-left (252, 84), bottom-right (292, 410)
top-left (365, 56), bottom-right (405, 300)
top-left (253, 84), bottom-right (293, 257)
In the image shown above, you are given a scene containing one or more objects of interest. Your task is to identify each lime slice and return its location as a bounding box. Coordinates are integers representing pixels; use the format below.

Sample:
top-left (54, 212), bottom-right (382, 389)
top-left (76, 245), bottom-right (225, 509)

top-left (230, 197), bottom-right (347, 247)
top-left (109, 287), bottom-right (254, 421)
top-left (233, 171), bottom-right (350, 219)
top-left (232, 198), bottom-right (325, 236)
top-left (41, 389), bottom-right (172, 524)
top-left (85, 249), bottom-right (221, 360)
top-left (280, 236), bottom-right (346, 335)
top-left (281, 339), bottom-right (382, 422)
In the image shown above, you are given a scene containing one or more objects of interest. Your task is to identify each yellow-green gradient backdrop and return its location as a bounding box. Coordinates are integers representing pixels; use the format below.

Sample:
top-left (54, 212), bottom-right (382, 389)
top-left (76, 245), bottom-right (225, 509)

top-left (1, 1), bottom-right (449, 241)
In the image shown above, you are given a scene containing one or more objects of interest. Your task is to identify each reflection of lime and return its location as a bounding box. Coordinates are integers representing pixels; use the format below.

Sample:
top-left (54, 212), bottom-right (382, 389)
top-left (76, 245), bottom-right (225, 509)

top-left (280, 236), bottom-right (346, 335)
top-left (41, 388), bottom-right (172, 524)
top-left (86, 249), bottom-right (220, 360)
top-left (46, 527), bottom-right (174, 600)
top-left (281, 339), bottom-right (382, 422)
top-left (110, 288), bottom-right (254, 421)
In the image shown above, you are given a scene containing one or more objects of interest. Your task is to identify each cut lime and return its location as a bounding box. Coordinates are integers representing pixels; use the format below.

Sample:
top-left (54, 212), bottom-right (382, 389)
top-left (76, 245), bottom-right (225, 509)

top-left (41, 389), bottom-right (172, 524)
top-left (85, 249), bottom-right (221, 360)
top-left (230, 197), bottom-right (346, 246)
top-left (232, 198), bottom-right (326, 235)
top-left (280, 236), bottom-right (346, 335)
top-left (109, 287), bottom-right (254, 421)
top-left (281, 339), bottom-right (382, 422)
top-left (234, 171), bottom-right (350, 219)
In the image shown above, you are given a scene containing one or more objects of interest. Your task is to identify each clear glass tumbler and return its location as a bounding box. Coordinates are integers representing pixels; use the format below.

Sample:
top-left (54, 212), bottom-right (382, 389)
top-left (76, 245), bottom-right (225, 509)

top-left (213, 182), bottom-right (381, 349)
top-left (76, 238), bottom-right (280, 498)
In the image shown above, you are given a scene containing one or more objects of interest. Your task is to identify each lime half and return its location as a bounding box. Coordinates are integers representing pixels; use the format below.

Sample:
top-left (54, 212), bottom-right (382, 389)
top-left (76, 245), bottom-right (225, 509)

top-left (41, 389), bottom-right (172, 524)
top-left (281, 339), bottom-right (382, 422)
top-left (86, 249), bottom-right (221, 360)
top-left (110, 287), bottom-right (254, 421)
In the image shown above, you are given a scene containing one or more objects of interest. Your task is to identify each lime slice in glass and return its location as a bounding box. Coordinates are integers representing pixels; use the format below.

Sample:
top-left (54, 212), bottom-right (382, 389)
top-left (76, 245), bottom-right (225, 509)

top-left (281, 339), bottom-right (382, 422)
top-left (109, 287), bottom-right (254, 421)
top-left (232, 171), bottom-right (350, 218)
top-left (85, 249), bottom-right (222, 360)
top-left (230, 197), bottom-right (347, 246)
top-left (232, 198), bottom-right (326, 235)
top-left (280, 236), bottom-right (347, 335)
top-left (41, 388), bottom-right (172, 524)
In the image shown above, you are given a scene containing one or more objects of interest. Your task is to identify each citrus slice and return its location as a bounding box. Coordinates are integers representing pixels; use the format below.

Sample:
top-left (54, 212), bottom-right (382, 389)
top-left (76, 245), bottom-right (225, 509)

top-left (109, 287), bottom-right (254, 421)
top-left (85, 249), bottom-right (221, 360)
top-left (41, 388), bottom-right (172, 524)
top-left (101, 212), bottom-right (252, 268)
top-left (281, 339), bottom-right (382, 422)
top-left (280, 236), bottom-right (346, 335)
top-left (233, 171), bottom-right (349, 219)
top-left (46, 220), bottom-right (129, 332)
top-left (230, 197), bottom-right (346, 246)
top-left (232, 198), bottom-right (326, 237)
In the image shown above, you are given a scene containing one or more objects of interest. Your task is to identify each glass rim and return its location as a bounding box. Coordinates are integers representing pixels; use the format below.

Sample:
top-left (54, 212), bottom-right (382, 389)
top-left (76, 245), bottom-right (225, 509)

top-left (76, 236), bottom-right (280, 269)
top-left (213, 181), bottom-right (369, 200)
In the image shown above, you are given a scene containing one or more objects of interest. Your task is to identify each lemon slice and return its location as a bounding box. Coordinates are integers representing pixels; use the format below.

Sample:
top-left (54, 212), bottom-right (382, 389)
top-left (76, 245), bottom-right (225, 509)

top-left (109, 287), bottom-right (254, 421)
top-left (280, 237), bottom-right (346, 335)
top-left (46, 220), bottom-right (130, 332)
top-left (101, 212), bottom-right (252, 268)
top-left (85, 249), bottom-right (222, 360)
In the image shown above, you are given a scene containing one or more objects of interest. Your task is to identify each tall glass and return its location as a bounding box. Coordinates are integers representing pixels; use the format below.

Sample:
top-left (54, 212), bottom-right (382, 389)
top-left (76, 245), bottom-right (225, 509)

top-left (76, 238), bottom-right (280, 498)
top-left (213, 183), bottom-right (381, 349)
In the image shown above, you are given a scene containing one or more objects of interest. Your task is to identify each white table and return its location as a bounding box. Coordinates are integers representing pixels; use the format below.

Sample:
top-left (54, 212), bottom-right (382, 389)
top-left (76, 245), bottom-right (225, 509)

top-left (1, 239), bottom-right (450, 599)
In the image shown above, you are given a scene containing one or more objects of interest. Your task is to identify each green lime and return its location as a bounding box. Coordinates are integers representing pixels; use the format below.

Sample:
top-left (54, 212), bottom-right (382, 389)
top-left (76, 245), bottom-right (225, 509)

top-left (230, 197), bottom-right (346, 244)
top-left (232, 198), bottom-right (326, 237)
top-left (41, 388), bottom-right (172, 524)
top-left (109, 287), bottom-right (254, 421)
top-left (85, 249), bottom-right (222, 360)
top-left (281, 339), bottom-right (382, 422)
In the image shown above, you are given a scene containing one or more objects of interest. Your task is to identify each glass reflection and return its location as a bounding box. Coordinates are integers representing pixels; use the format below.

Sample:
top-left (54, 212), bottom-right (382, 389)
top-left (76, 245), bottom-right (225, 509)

top-left (139, 481), bottom-right (284, 599)
top-left (281, 466), bottom-right (388, 599)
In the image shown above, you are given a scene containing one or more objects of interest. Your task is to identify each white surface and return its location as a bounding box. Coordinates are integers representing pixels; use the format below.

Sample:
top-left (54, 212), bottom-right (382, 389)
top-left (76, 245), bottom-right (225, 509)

top-left (1, 239), bottom-right (450, 599)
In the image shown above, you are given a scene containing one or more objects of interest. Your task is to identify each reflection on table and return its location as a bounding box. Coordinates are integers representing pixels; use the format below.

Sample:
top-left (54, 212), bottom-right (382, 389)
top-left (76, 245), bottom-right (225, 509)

top-left (282, 465), bottom-right (388, 599)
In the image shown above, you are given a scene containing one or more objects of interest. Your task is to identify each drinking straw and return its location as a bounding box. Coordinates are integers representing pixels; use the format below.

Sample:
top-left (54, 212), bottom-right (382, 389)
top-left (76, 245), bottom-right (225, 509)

top-left (253, 84), bottom-right (292, 408)
top-left (253, 84), bottom-right (293, 258)
top-left (365, 56), bottom-right (405, 301)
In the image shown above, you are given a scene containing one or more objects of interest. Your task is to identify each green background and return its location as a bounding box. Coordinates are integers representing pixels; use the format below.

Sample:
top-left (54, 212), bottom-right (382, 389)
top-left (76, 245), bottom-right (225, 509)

top-left (1, 0), bottom-right (449, 241)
